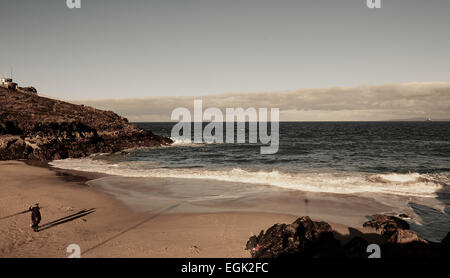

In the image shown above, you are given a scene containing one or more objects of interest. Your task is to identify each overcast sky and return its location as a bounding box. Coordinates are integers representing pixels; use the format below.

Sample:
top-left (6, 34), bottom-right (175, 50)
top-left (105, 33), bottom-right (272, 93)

top-left (1, 1), bottom-right (449, 121)
top-left (74, 82), bottom-right (450, 121)
top-left (1, 0), bottom-right (450, 100)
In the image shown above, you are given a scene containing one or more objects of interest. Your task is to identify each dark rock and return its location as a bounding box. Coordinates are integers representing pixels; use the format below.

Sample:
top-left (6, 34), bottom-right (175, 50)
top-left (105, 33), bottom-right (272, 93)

top-left (247, 215), bottom-right (450, 258)
top-left (0, 136), bottom-right (32, 160)
top-left (363, 214), bottom-right (410, 238)
top-left (398, 213), bottom-right (409, 218)
top-left (0, 87), bottom-right (172, 161)
top-left (343, 236), bottom-right (369, 258)
top-left (18, 86), bottom-right (38, 94)
top-left (442, 232), bottom-right (450, 247)
top-left (245, 230), bottom-right (263, 251)
top-left (362, 214), bottom-right (427, 246)
top-left (388, 229), bottom-right (427, 244)
top-left (362, 214), bottom-right (428, 245)
top-left (0, 121), bottom-right (23, 135)
top-left (245, 235), bottom-right (259, 251)
top-left (249, 216), bottom-right (340, 258)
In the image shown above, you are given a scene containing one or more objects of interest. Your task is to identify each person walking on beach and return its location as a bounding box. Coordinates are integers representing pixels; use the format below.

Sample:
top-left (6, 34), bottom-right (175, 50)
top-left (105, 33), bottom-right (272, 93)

top-left (29, 203), bottom-right (41, 232)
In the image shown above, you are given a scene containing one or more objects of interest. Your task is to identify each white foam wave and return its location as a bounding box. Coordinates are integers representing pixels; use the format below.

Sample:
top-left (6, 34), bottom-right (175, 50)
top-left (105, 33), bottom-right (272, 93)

top-left (370, 173), bottom-right (424, 183)
top-left (169, 137), bottom-right (205, 146)
top-left (49, 158), bottom-right (449, 197)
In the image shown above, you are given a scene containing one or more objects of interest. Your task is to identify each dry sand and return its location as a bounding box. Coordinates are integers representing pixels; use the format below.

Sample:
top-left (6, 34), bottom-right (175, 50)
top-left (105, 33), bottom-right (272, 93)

top-left (0, 161), bottom-right (377, 258)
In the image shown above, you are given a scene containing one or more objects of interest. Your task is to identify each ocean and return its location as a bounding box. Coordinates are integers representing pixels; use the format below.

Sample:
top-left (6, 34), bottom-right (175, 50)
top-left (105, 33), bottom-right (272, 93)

top-left (50, 122), bottom-right (450, 241)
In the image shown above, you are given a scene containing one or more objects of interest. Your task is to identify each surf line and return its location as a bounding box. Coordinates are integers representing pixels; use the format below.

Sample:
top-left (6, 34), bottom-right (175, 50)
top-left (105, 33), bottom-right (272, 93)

top-left (171, 100), bottom-right (280, 154)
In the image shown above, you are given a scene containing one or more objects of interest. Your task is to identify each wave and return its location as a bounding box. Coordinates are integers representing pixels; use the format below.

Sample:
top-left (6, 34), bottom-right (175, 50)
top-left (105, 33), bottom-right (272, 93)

top-left (169, 137), bottom-right (206, 146)
top-left (49, 158), bottom-right (449, 197)
top-left (368, 173), bottom-right (433, 183)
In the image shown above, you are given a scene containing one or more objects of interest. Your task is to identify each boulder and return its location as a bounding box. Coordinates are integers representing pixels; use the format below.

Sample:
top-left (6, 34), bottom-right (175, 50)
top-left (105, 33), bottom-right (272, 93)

top-left (388, 229), bottom-right (427, 244)
top-left (363, 214), bottom-right (410, 238)
top-left (19, 86), bottom-right (38, 94)
top-left (0, 136), bottom-right (32, 160)
top-left (247, 216), bottom-right (340, 258)
top-left (247, 215), bottom-right (449, 258)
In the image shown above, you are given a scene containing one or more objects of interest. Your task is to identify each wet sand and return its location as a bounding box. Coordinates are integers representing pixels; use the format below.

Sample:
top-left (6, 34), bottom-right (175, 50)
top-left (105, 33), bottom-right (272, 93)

top-left (0, 160), bottom-right (381, 258)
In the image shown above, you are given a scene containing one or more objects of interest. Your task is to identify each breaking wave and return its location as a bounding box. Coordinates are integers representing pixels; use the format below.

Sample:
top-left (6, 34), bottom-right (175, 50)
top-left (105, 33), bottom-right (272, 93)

top-left (50, 158), bottom-right (449, 197)
top-left (169, 137), bottom-right (206, 146)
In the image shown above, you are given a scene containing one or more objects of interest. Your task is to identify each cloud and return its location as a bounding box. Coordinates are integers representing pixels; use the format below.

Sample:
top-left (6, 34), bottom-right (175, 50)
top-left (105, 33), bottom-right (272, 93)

top-left (71, 82), bottom-right (450, 122)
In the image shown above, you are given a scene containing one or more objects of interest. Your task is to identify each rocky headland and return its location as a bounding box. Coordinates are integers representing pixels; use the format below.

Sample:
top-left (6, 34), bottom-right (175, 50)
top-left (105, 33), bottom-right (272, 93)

top-left (0, 87), bottom-right (172, 161)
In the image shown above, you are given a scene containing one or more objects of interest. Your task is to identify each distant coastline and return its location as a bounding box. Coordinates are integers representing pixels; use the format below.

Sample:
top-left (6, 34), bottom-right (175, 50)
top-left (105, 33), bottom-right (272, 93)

top-left (389, 118), bottom-right (450, 122)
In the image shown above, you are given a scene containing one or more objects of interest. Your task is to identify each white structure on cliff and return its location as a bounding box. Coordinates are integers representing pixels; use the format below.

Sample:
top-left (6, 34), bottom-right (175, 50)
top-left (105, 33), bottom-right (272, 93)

top-left (0, 77), bottom-right (37, 94)
top-left (0, 78), bottom-right (18, 90)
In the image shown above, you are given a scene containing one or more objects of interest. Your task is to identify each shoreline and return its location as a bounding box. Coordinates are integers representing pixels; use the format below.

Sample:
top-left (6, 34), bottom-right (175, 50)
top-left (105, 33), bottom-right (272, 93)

top-left (48, 158), bottom-right (450, 243)
top-left (5, 160), bottom-right (378, 257)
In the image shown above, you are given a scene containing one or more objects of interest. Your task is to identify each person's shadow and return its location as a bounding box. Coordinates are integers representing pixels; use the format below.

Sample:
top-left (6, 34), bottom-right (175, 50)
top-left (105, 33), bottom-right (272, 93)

top-left (37, 208), bottom-right (96, 232)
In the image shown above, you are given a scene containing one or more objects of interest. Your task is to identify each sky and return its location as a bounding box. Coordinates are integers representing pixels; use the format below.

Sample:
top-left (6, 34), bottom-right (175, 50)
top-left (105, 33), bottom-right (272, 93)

top-left (74, 82), bottom-right (450, 121)
top-left (1, 0), bottom-right (449, 121)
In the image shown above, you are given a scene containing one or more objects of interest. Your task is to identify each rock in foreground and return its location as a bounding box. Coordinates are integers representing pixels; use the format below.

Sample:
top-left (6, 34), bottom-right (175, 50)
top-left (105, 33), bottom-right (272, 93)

top-left (247, 214), bottom-right (450, 258)
top-left (0, 87), bottom-right (172, 161)
top-left (246, 216), bottom-right (340, 258)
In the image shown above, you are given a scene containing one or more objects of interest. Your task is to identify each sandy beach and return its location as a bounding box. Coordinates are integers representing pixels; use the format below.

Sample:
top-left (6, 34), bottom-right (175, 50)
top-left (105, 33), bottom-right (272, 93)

top-left (0, 161), bottom-right (305, 257)
top-left (0, 160), bottom-right (385, 258)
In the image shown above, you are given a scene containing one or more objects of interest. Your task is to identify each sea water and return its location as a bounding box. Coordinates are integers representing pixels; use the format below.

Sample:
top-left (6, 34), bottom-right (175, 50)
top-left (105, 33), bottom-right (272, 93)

top-left (50, 122), bottom-right (450, 241)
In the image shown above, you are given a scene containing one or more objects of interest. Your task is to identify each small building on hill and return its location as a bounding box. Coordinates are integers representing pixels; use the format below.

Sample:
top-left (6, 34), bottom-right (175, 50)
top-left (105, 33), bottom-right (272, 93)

top-left (0, 78), bottom-right (18, 90)
top-left (0, 78), bottom-right (37, 94)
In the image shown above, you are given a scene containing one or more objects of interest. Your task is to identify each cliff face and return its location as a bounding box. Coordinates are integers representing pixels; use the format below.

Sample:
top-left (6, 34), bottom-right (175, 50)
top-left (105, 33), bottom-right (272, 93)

top-left (0, 87), bottom-right (172, 161)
